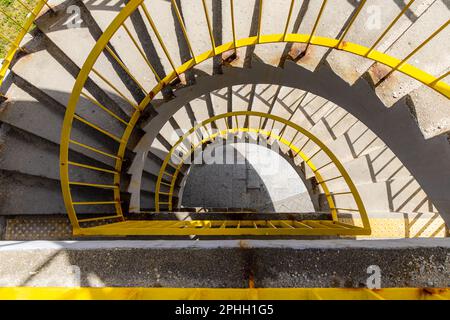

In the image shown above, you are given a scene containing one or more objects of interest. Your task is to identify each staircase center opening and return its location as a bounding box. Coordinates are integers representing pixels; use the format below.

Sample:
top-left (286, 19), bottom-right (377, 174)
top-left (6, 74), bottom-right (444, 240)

top-left (180, 140), bottom-right (315, 213)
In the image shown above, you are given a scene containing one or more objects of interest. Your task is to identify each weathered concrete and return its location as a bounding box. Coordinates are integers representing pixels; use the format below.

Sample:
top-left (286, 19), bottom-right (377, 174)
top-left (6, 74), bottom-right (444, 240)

top-left (129, 62), bottom-right (450, 230)
top-left (0, 239), bottom-right (449, 288)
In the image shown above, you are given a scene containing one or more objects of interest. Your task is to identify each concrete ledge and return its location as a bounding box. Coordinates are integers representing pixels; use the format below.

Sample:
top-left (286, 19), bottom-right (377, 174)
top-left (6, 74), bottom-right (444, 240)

top-left (0, 239), bottom-right (449, 288)
top-left (1, 239), bottom-right (450, 251)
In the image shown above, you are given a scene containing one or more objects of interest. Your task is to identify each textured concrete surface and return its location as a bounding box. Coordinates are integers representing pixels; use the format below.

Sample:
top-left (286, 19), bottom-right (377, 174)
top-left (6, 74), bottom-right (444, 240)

top-left (0, 239), bottom-right (449, 288)
top-left (408, 85), bottom-right (450, 139)
top-left (182, 142), bottom-right (314, 212)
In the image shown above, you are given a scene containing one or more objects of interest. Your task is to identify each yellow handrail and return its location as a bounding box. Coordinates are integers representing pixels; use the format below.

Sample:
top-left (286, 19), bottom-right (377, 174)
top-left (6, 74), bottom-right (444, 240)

top-left (59, 0), bottom-right (449, 235)
top-left (154, 111), bottom-right (370, 234)
top-left (0, 0), bottom-right (50, 92)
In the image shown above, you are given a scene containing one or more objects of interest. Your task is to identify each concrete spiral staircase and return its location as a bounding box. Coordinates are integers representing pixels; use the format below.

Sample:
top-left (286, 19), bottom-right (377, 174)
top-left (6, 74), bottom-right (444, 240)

top-left (0, 0), bottom-right (449, 240)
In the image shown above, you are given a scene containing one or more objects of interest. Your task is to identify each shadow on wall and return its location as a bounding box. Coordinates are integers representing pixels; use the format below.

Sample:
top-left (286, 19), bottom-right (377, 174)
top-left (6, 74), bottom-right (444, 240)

top-left (180, 137), bottom-right (316, 212)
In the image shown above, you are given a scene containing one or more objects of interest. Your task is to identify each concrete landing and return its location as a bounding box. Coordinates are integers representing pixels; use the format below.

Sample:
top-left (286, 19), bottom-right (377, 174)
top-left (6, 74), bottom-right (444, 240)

top-left (0, 239), bottom-right (448, 288)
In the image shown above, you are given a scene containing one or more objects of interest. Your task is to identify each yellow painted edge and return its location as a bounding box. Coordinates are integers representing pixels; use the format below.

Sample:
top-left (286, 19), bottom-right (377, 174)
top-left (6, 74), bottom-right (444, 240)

top-left (75, 220), bottom-right (367, 236)
top-left (0, 287), bottom-right (448, 300)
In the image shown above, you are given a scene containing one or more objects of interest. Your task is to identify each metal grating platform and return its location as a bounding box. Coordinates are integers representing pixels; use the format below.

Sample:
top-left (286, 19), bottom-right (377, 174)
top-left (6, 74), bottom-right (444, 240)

top-left (74, 219), bottom-right (370, 236)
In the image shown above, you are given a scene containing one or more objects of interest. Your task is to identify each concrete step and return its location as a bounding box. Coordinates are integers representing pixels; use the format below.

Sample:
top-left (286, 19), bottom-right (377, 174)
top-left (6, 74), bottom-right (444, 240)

top-left (247, 84), bottom-right (281, 129)
top-left (105, 0), bottom-right (178, 98)
top-left (257, 191), bottom-right (318, 213)
top-left (309, 145), bottom-right (412, 185)
top-left (211, 87), bottom-right (231, 116)
top-left (231, 84), bottom-right (254, 115)
top-left (83, 0), bottom-right (167, 101)
top-left (12, 39), bottom-right (132, 146)
top-left (149, 137), bottom-right (170, 163)
top-left (179, 0), bottom-right (215, 75)
top-left (140, 190), bottom-right (156, 211)
top-left (170, 105), bottom-right (197, 135)
top-left (0, 170), bottom-right (66, 215)
top-left (0, 123), bottom-right (115, 186)
top-left (291, 119), bottom-right (335, 168)
top-left (251, 0), bottom-right (297, 67)
top-left (283, 0), bottom-right (355, 72)
top-left (37, 0), bottom-right (101, 68)
top-left (141, 170), bottom-right (180, 196)
top-left (323, 176), bottom-right (438, 214)
top-left (311, 122), bottom-right (386, 169)
top-left (400, 83), bottom-right (450, 140)
top-left (339, 211), bottom-right (447, 239)
top-left (0, 81), bottom-right (66, 145)
top-left (143, 151), bottom-right (168, 177)
top-left (219, 0), bottom-right (256, 68)
top-left (325, 0), bottom-right (435, 85)
top-left (157, 120), bottom-right (182, 149)
top-left (0, 80), bottom-right (117, 168)
top-left (189, 95), bottom-right (214, 125)
top-left (370, 0), bottom-right (450, 108)
top-left (80, 0), bottom-right (122, 31)
top-left (0, 170), bottom-right (115, 215)
top-left (37, 0), bottom-right (146, 115)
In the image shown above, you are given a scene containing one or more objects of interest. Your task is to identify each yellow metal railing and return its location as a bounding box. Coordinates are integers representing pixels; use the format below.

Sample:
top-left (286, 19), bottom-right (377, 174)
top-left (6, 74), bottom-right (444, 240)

top-left (147, 111), bottom-right (371, 236)
top-left (154, 112), bottom-right (366, 225)
top-left (64, 110), bottom-right (372, 236)
top-left (0, 0), bottom-right (51, 91)
top-left (1, 287), bottom-right (449, 300)
top-left (59, 0), bottom-right (449, 236)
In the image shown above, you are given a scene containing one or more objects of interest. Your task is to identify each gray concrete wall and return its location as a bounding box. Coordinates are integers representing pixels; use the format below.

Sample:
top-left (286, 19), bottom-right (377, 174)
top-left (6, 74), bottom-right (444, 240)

top-left (0, 239), bottom-right (449, 288)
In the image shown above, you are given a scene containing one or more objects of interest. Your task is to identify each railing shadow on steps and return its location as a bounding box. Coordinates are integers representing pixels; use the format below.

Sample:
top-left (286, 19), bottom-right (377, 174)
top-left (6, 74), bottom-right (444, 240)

top-left (1, 67), bottom-right (448, 238)
top-left (0, 0), bottom-right (53, 92)
top-left (1, 1), bottom-right (448, 235)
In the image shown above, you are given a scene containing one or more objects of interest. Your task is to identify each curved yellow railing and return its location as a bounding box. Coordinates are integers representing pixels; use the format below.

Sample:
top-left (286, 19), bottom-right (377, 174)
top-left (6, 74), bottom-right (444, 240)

top-left (154, 111), bottom-right (370, 231)
top-left (0, 0), bottom-right (51, 91)
top-left (60, 0), bottom-right (449, 234)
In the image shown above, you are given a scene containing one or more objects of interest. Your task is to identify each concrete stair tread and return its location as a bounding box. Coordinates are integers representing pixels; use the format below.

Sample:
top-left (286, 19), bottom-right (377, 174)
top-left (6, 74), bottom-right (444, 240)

top-left (0, 81), bottom-right (118, 167)
top-left (325, 0), bottom-right (436, 85)
top-left (371, 0), bottom-right (450, 108)
top-left (0, 123), bottom-right (114, 185)
top-left (320, 175), bottom-right (437, 214)
top-left (310, 145), bottom-right (412, 184)
top-left (0, 170), bottom-right (115, 215)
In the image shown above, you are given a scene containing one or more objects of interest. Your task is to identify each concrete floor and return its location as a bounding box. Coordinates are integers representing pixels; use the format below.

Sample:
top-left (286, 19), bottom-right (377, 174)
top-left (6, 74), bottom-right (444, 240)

top-left (181, 142), bottom-right (315, 212)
